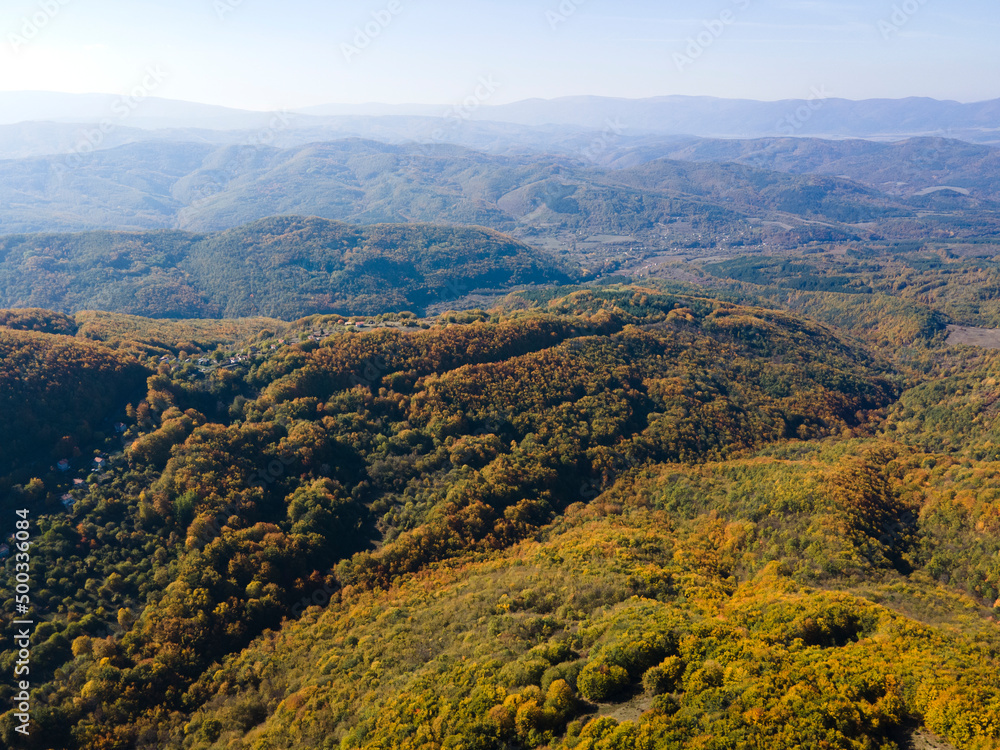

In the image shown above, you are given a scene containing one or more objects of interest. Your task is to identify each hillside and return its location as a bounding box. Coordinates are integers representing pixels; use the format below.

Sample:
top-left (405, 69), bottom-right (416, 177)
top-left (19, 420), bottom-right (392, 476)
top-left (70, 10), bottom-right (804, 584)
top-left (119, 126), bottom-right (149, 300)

top-left (3, 285), bottom-right (1000, 748)
top-left (618, 136), bottom-right (1000, 204)
top-left (1, 112), bottom-right (1000, 750)
top-left (7, 138), bottom-right (995, 283)
top-left (0, 139), bottom-right (932, 241)
top-left (0, 217), bottom-right (576, 318)
top-left (0, 324), bottom-right (148, 472)
top-left (606, 159), bottom-right (911, 223)
top-left (0, 287), bottom-right (923, 747)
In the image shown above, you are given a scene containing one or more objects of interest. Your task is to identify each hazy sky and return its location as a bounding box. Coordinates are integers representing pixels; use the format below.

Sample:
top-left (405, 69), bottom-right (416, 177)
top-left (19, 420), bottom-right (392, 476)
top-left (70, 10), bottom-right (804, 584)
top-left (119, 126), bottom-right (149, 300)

top-left (0, 0), bottom-right (997, 110)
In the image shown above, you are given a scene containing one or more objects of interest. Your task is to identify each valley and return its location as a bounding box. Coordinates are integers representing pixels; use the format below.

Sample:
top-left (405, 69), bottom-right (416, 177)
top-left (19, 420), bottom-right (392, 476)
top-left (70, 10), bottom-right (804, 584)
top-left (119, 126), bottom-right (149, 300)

top-left (2, 95), bottom-right (1000, 750)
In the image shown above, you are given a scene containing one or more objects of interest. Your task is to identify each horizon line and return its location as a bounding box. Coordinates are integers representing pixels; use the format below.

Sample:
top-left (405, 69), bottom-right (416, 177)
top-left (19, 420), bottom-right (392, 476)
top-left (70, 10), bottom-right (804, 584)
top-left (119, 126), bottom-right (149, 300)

top-left (0, 90), bottom-right (997, 114)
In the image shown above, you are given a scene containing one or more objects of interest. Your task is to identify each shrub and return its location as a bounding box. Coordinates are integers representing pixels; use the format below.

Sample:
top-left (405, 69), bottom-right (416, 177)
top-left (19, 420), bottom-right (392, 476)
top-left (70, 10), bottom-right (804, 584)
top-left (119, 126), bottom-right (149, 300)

top-left (642, 655), bottom-right (685, 695)
top-left (530, 638), bottom-right (578, 666)
top-left (544, 679), bottom-right (577, 721)
top-left (200, 718), bottom-right (223, 742)
top-left (685, 659), bottom-right (724, 692)
top-left (603, 635), bottom-right (673, 678)
top-left (652, 693), bottom-right (681, 715)
top-left (514, 700), bottom-right (545, 743)
top-left (580, 716), bottom-right (619, 740)
top-left (499, 657), bottom-right (550, 687)
top-left (541, 658), bottom-right (586, 692)
top-left (578, 662), bottom-right (630, 702)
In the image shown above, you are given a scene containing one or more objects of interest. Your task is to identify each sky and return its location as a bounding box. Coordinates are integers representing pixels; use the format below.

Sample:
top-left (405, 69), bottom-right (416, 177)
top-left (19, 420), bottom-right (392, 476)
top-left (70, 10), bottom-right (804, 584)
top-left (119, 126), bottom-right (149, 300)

top-left (0, 0), bottom-right (997, 111)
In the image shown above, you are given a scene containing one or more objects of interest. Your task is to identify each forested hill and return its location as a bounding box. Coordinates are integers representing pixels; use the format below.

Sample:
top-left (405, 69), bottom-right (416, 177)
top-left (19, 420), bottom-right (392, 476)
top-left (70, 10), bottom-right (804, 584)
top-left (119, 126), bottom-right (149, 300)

top-left (0, 287), bottom-right (917, 749)
top-left (0, 138), bottom-right (928, 236)
top-left (0, 217), bottom-right (577, 318)
top-left (0, 326), bottom-right (148, 469)
top-left (8, 281), bottom-right (1000, 748)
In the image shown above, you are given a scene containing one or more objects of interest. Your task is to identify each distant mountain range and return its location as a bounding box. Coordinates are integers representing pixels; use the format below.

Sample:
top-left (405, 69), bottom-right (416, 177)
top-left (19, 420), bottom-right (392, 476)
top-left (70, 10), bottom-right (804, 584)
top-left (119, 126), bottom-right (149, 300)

top-left (0, 138), bottom-right (939, 241)
top-left (0, 91), bottom-right (279, 130)
top-left (1, 92), bottom-right (998, 143)
top-left (468, 95), bottom-right (1000, 141)
top-left (606, 136), bottom-right (1000, 200)
top-left (0, 92), bottom-right (997, 278)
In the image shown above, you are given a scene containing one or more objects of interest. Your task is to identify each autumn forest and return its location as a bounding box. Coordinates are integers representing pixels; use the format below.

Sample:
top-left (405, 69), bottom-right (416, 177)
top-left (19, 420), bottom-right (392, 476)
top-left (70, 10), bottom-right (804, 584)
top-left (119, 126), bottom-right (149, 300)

top-left (1, 255), bottom-right (1000, 749)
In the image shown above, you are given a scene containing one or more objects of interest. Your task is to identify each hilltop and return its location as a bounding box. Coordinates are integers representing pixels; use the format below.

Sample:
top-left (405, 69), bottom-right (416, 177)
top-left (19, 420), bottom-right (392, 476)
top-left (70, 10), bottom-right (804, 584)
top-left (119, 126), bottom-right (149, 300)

top-left (0, 216), bottom-right (576, 318)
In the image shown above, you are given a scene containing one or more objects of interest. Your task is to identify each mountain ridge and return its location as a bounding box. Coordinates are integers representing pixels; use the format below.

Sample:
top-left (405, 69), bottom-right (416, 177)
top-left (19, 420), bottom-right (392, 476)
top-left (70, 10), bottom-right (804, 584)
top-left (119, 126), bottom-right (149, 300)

top-left (3, 91), bottom-right (999, 141)
top-left (0, 138), bottom-right (939, 238)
